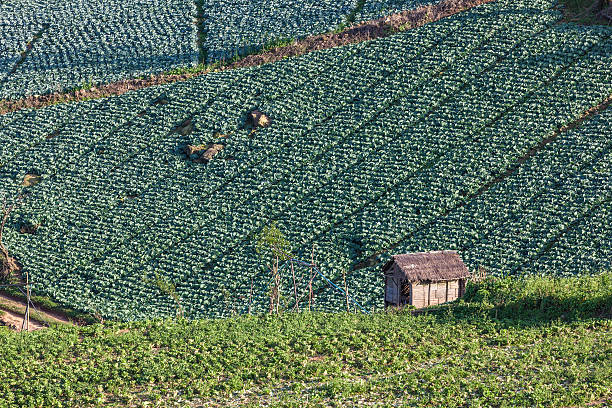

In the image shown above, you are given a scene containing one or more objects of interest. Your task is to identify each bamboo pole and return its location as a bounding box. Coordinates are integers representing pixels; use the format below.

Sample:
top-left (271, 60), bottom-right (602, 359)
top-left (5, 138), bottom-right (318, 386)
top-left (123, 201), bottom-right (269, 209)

top-left (248, 277), bottom-right (253, 315)
top-left (290, 260), bottom-right (298, 312)
top-left (275, 254), bottom-right (280, 314)
top-left (308, 245), bottom-right (315, 312)
top-left (21, 270), bottom-right (29, 331)
top-left (343, 270), bottom-right (349, 313)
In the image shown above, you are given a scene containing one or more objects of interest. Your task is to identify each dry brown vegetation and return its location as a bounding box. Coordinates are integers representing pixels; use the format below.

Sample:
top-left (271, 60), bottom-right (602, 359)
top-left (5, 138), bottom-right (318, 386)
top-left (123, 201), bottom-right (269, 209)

top-left (0, 0), bottom-right (494, 116)
top-left (184, 143), bottom-right (225, 163)
top-left (0, 197), bottom-right (22, 281)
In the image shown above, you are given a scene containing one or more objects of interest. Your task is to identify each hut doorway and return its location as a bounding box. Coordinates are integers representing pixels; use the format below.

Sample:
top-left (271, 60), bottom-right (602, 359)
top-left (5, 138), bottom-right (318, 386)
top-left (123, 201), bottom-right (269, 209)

top-left (400, 281), bottom-right (411, 305)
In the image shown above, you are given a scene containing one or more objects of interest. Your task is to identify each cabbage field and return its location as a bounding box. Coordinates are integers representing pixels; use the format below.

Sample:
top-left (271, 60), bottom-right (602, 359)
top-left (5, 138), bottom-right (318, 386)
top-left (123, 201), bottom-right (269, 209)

top-left (0, 0), bottom-right (611, 320)
top-left (356, 0), bottom-right (445, 21)
top-left (199, 0), bottom-right (446, 63)
top-left (0, 0), bottom-right (199, 99)
top-left (200, 0), bottom-right (358, 63)
top-left (0, 0), bottom-right (444, 98)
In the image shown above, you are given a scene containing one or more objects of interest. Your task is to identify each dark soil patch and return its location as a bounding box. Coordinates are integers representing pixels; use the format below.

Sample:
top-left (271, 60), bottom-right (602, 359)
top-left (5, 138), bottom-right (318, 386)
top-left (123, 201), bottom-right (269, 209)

top-left (0, 0), bottom-right (494, 116)
top-left (174, 118), bottom-right (194, 136)
top-left (46, 129), bottom-right (60, 139)
top-left (19, 223), bottom-right (40, 234)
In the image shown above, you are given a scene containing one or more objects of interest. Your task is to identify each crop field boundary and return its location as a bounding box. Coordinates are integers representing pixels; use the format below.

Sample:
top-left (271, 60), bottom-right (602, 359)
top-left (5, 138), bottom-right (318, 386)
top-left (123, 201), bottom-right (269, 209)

top-left (0, 0), bottom-right (495, 115)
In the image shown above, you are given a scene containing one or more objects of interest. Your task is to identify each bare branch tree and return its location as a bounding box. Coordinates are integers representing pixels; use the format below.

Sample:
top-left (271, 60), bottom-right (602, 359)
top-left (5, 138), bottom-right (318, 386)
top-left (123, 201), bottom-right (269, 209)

top-left (0, 195), bottom-right (23, 281)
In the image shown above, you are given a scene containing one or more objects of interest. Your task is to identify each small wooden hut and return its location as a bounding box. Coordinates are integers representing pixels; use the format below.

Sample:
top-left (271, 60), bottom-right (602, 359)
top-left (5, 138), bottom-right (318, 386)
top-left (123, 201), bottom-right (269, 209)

top-left (383, 251), bottom-right (470, 308)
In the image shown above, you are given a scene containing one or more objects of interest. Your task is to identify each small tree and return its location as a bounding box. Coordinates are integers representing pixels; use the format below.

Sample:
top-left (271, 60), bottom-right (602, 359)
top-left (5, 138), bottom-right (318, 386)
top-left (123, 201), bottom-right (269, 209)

top-left (255, 222), bottom-right (291, 314)
top-left (151, 272), bottom-right (184, 319)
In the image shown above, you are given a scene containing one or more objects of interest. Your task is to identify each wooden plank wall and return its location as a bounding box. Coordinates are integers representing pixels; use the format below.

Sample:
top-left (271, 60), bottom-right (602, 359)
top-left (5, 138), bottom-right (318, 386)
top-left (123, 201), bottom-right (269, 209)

top-left (385, 276), bottom-right (399, 305)
top-left (411, 280), bottom-right (461, 308)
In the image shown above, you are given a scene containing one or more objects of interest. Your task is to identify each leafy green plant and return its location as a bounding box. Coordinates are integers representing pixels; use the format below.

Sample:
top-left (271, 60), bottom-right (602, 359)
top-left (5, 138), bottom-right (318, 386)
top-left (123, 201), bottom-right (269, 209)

top-left (149, 273), bottom-right (184, 319)
top-left (0, 273), bottom-right (610, 407)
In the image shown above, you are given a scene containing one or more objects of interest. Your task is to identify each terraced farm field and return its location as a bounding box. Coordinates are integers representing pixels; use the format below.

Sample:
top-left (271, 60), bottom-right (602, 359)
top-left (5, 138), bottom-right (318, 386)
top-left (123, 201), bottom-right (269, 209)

top-left (0, 0), bottom-right (445, 98)
top-left (0, 0), bottom-right (199, 99)
top-left (1, 0), bottom-right (611, 320)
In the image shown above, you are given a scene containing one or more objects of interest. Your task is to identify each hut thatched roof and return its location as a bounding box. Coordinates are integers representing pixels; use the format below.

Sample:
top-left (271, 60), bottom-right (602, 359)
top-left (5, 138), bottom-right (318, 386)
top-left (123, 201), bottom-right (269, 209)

top-left (382, 251), bottom-right (470, 282)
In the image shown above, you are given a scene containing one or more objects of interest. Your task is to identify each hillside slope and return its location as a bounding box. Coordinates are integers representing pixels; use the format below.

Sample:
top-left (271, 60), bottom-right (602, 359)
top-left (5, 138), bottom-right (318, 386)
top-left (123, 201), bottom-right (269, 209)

top-left (0, 0), bottom-right (611, 319)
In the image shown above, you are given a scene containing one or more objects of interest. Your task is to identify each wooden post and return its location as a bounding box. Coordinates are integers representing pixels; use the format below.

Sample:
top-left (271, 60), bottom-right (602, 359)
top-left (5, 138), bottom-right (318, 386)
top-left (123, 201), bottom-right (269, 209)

top-left (275, 254), bottom-right (280, 314)
top-left (26, 271), bottom-right (30, 331)
top-left (308, 245), bottom-right (315, 312)
top-left (248, 277), bottom-right (253, 315)
top-left (21, 271), bottom-right (30, 332)
top-left (395, 278), bottom-right (399, 307)
top-left (343, 270), bottom-right (349, 313)
top-left (290, 260), bottom-right (298, 312)
top-left (445, 281), bottom-right (449, 303)
top-left (427, 282), bottom-right (431, 306)
top-left (269, 264), bottom-right (274, 314)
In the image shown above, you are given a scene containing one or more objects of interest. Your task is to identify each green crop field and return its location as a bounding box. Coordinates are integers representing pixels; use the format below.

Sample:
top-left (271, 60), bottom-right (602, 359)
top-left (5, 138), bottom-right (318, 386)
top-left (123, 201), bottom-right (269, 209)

top-left (1, 274), bottom-right (610, 407)
top-left (0, 0), bottom-right (446, 98)
top-left (0, 0), bottom-right (611, 320)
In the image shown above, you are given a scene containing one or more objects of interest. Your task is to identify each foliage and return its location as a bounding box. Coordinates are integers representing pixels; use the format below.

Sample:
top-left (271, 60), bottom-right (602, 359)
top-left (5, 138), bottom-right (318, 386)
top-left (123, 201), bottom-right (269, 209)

top-left (355, 0), bottom-right (445, 22)
top-left (255, 223), bottom-right (292, 313)
top-left (199, 0), bottom-right (358, 63)
top-left (559, 0), bottom-right (612, 25)
top-left (1, 0), bottom-right (445, 97)
top-left (0, 0), bottom-right (199, 99)
top-left (0, 0), bottom-right (611, 319)
top-left (0, 274), bottom-right (610, 407)
top-left (463, 273), bottom-right (612, 320)
top-left (255, 222), bottom-right (292, 263)
top-left (148, 272), bottom-right (184, 319)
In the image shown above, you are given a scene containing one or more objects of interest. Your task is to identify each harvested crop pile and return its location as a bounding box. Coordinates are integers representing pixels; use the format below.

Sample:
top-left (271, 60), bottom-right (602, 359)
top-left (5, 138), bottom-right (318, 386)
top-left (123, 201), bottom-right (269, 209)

top-left (248, 110), bottom-right (271, 128)
top-left (184, 143), bottom-right (225, 162)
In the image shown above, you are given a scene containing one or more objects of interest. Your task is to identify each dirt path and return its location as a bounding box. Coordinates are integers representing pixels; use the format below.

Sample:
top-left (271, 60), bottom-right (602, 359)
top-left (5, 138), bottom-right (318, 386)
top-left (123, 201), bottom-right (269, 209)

top-left (0, 307), bottom-right (44, 331)
top-left (0, 292), bottom-right (73, 330)
top-left (0, 0), bottom-right (494, 115)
